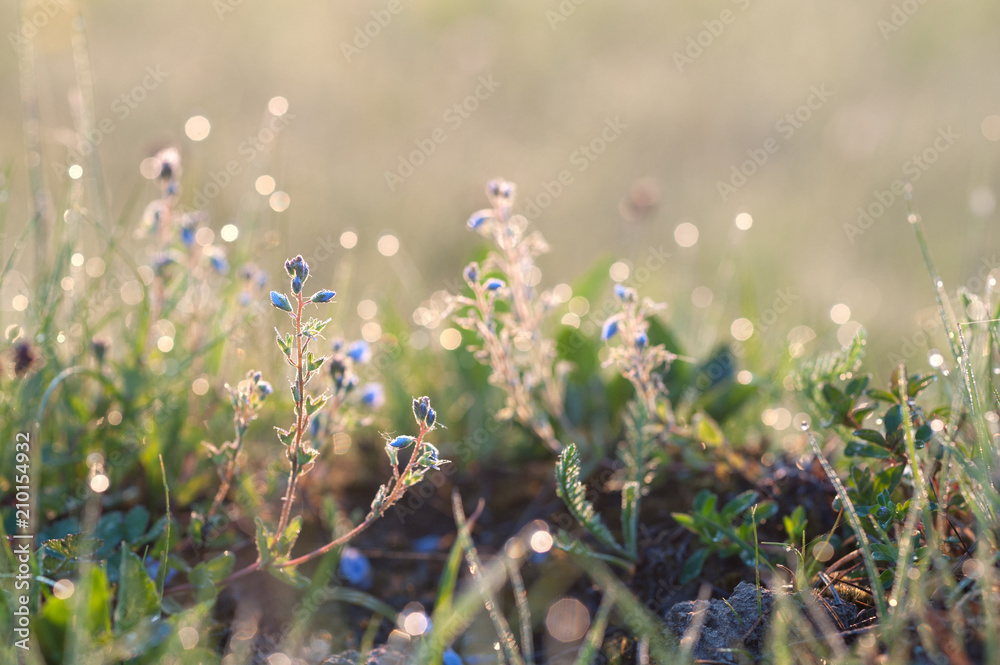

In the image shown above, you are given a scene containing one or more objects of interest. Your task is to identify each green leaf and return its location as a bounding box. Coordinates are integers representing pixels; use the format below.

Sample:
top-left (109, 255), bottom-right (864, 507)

top-left (695, 413), bottom-right (724, 446)
top-left (680, 547), bottom-right (709, 584)
top-left (693, 489), bottom-right (717, 517)
top-left (671, 513), bottom-right (697, 532)
top-left (254, 517), bottom-right (272, 566)
top-left (115, 547), bottom-right (160, 632)
top-left (866, 389), bottom-right (899, 404)
top-left (845, 441), bottom-right (894, 459)
top-left (908, 374), bottom-right (936, 397)
top-left (189, 551), bottom-right (235, 602)
top-left (721, 491), bottom-right (758, 521)
top-left (883, 405), bottom-right (903, 436)
top-left (124, 505), bottom-right (151, 542)
top-left (80, 566), bottom-right (113, 637)
top-left (276, 516), bottom-right (303, 558)
top-left (267, 563), bottom-right (311, 589)
top-left (853, 429), bottom-right (887, 447)
top-left (555, 443), bottom-right (627, 557)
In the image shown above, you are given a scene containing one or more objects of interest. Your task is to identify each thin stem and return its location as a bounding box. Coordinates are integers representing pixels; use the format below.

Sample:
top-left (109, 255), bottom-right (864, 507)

top-left (276, 292), bottom-right (307, 540)
top-left (167, 423), bottom-right (432, 595)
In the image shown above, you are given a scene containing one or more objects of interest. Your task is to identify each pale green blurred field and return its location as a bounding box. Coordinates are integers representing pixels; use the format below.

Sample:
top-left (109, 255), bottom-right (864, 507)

top-left (2, 0), bottom-right (999, 376)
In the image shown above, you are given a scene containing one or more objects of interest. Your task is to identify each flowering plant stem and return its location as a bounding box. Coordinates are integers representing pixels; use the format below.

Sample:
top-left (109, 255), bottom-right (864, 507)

top-left (275, 291), bottom-right (308, 541)
top-left (166, 421), bottom-right (433, 595)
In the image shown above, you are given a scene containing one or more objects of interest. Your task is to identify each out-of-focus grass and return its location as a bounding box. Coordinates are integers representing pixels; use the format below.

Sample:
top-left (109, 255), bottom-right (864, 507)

top-left (1, 1), bottom-right (999, 378)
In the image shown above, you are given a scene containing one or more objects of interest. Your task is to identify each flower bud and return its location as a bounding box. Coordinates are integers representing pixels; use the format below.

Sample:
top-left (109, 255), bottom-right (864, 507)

top-left (601, 318), bottom-right (619, 341)
top-left (425, 407), bottom-right (436, 428)
top-left (309, 289), bottom-right (336, 303)
top-left (635, 331), bottom-right (648, 348)
top-left (388, 435), bottom-right (416, 449)
top-left (270, 291), bottom-right (293, 312)
top-left (467, 209), bottom-right (493, 231)
top-left (486, 278), bottom-right (505, 291)
top-left (292, 275), bottom-right (303, 294)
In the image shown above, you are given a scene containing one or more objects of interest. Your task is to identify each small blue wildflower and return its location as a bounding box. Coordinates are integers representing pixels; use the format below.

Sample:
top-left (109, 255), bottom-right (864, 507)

top-left (425, 407), bottom-right (436, 428)
top-left (361, 383), bottom-right (385, 409)
top-left (209, 250), bottom-right (229, 274)
top-left (463, 263), bottom-right (478, 284)
top-left (258, 381), bottom-right (273, 397)
top-left (291, 275), bottom-right (302, 294)
top-left (443, 649), bottom-right (464, 665)
top-left (485, 278), bottom-right (505, 291)
top-left (614, 283), bottom-right (628, 299)
top-left (389, 435), bottom-right (416, 448)
top-left (339, 547), bottom-right (373, 589)
top-left (466, 209), bottom-right (492, 230)
top-left (635, 331), bottom-right (648, 348)
top-left (181, 225), bottom-right (195, 247)
top-left (413, 535), bottom-right (441, 553)
top-left (347, 340), bottom-right (371, 363)
top-left (309, 289), bottom-right (336, 304)
top-left (270, 291), bottom-right (293, 312)
top-left (487, 179), bottom-right (502, 197)
top-left (498, 181), bottom-right (514, 198)
top-left (601, 318), bottom-right (619, 341)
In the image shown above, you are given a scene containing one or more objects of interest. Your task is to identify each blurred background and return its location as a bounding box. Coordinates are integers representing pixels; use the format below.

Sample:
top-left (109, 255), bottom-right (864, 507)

top-left (2, 0), bottom-right (999, 379)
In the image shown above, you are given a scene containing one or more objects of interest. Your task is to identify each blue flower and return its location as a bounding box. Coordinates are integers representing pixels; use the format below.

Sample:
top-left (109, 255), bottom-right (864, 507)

top-left (339, 547), bottom-right (373, 589)
top-left (413, 535), bottom-right (441, 553)
top-left (635, 331), bottom-right (648, 348)
top-left (361, 383), bottom-right (385, 409)
top-left (466, 209), bottom-right (492, 230)
top-left (258, 381), bottom-right (273, 397)
top-left (614, 283), bottom-right (628, 299)
top-left (209, 251), bottom-right (229, 274)
top-left (443, 649), bottom-right (464, 665)
top-left (485, 278), bottom-right (505, 291)
top-left (309, 289), bottom-right (336, 303)
top-left (181, 225), bottom-right (195, 247)
top-left (425, 407), bottom-right (436, 427)
top-left (291, 275), bottom-right (302, 294)
top-left (347, 340), bottom-right (371, 363)
top-left (601, 318), bottom-right (619, 341)
top-left (388, 435), bottom-right (416, 448)
top-left (270, 291), bottom-right (292, 312)
top-left (464, 263), bottom-right (478, 284)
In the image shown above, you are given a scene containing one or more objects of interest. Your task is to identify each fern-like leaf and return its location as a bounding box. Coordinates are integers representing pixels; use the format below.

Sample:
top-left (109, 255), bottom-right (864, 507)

top-left (555, 443), bottom-right (628, 557)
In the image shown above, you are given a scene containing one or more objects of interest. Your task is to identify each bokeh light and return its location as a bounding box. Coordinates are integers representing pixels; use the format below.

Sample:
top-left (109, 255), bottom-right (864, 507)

top-left (184, 115), bottom-right (211, 141)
